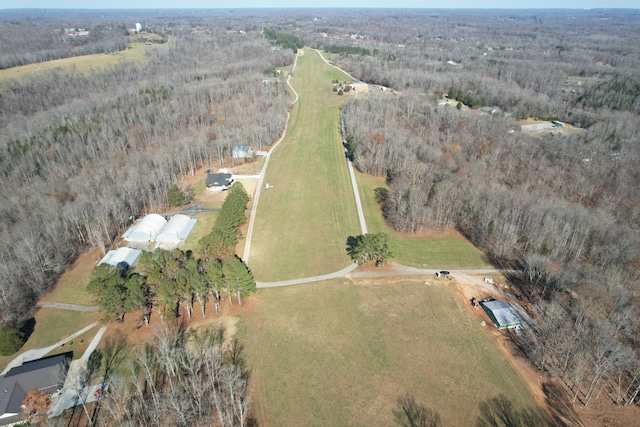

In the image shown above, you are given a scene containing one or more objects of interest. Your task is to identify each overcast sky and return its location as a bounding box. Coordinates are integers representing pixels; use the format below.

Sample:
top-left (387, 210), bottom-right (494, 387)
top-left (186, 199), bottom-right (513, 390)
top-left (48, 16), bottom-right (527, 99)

top-left (1, 0), bottom-right (638, 9)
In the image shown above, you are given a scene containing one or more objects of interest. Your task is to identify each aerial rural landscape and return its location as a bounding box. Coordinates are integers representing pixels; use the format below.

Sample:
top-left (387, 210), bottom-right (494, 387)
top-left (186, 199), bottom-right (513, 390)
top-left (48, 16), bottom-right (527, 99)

top-left (0, 6), bottom-right (639, 427)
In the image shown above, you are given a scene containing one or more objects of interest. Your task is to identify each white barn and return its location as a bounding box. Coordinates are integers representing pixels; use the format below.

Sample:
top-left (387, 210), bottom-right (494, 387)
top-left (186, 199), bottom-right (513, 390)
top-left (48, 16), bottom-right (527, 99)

top-left (98, 247), bottom-right (142, 268)
top-left (123, 214), bottom-right (167, 243)
top-left (156, 214), bottom-right (197, 245)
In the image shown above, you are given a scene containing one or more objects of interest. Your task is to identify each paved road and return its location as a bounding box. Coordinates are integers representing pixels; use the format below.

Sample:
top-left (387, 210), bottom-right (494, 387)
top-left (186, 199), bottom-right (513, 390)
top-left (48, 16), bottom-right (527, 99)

top-left (257, 262), bottom-right (511, 288)
top-left (257, 263), bottom-right (358, 288)
top-left (243, 52), bottom-right (301, 263)
top-left (36, 302), bottom-right (99, 311)
top-left (49, 325), bottom-right (109, 418)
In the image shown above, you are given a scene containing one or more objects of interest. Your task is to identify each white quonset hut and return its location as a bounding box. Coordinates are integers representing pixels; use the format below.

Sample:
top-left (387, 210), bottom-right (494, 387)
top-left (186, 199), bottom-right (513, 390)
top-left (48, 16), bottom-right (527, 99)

top-left (123, 214), bottom-right (167, 243)
top-left (98, 247), bottom-right (142, 268)
top-left (156, 214), bottom-right (197, 245)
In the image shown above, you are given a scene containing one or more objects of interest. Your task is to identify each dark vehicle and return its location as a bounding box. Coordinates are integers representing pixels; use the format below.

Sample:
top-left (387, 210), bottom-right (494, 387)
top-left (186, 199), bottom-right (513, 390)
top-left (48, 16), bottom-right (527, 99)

top-left (439, 270), bottom-right (450, 276)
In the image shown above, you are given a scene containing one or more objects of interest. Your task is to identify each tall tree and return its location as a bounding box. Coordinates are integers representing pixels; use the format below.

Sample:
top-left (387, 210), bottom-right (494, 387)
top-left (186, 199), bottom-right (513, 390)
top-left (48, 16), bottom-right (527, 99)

top-left (222, 256), bottom-right (255, 306)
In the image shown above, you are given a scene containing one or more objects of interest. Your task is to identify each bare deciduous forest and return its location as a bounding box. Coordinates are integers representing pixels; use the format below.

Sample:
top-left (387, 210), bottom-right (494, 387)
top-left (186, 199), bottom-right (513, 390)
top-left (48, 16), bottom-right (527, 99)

top-left (1, 7), bottom-right (640, 424)
top-left (0, 10), bottom-right (291, 326)
top-left (311, 9), bottom-right (640, 412)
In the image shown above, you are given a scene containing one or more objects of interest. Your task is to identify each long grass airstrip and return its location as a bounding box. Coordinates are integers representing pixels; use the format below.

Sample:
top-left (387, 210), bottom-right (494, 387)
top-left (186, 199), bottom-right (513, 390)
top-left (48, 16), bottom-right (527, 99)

top-left (248, 50), bottom-right (360, 282)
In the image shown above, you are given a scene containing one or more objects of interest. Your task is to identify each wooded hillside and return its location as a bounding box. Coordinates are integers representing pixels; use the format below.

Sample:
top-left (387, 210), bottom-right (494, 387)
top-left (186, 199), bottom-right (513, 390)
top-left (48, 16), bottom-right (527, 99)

top-left (296, 8), bottom-right (640, 410)
top-left (0, 10), bottom-right (292, 326)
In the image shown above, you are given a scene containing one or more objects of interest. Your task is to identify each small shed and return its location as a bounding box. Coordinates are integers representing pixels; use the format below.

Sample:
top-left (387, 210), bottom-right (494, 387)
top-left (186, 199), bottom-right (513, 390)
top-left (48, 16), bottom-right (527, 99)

top-left (233, 146), bottom-right (251, 159)
top-left (123, 214), bottom-right (167, 242)
top-left (98, 247), bottom-right (142, 268)
top-left (206, 173), bottom-right (234, 191)
top-left (156, 214), bottom-right (197, 245)
top-left (481, 300), bottom-right (521, 329)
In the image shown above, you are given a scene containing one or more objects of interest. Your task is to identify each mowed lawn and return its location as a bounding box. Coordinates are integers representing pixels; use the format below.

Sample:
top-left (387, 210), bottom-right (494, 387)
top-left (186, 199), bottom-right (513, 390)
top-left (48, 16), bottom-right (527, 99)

top-left (39, 250), bottom-right (101, 306)
top-left (0, 308), bottom-right (102, 371)
top-left (239, 280), bottom-right (537, 426)
top-left (248, 50), bottom-right (360, 281)
top-left (355, 171), bottom-right (491, 268)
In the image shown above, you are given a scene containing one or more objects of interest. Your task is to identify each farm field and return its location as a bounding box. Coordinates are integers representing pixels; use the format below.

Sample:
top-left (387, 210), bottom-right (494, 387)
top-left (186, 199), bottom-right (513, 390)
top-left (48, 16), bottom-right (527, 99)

top-left (239, 279), bottom-right (539, 426)
top-left (247, 50), bottom-right (360, 282)
top-left (0, 37), bottom-right (168, 85)
top-left (355, 171), bottom-right (491, 268)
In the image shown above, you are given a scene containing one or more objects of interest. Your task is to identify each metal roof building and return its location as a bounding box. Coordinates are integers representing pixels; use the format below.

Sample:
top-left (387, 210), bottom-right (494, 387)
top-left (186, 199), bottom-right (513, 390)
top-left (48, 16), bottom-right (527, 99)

top-left (156, 214), bottom-right (197, 245)
top-left (123, 214), bottom-right (167, 243)
top-left (481, 300), bottom-right (521, 329)
top-left (98, 247), bottom-right (142, 268)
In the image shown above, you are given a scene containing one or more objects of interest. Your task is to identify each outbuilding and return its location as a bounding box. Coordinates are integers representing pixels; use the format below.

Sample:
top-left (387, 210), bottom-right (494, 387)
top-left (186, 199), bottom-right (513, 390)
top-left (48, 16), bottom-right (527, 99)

top-left (122, 214), bottom-right (167, 243)
top-left (98, 247), bottom-right (142, 268)
top-left (481, 299), bottom-right (521, 329)
top-left (156, 214), bottom-right (197, 245)
top-left (233, 146), bottom-right (251, 158)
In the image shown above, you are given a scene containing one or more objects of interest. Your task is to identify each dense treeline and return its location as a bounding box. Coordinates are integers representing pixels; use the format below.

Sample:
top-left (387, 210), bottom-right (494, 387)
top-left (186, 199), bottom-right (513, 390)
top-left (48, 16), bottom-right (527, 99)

top-left (263, 27), bottom-right (303, 53)
top-left (0, 14), bottom-right (292, 327)
top-left (200, 182), bottom-right (252, 262)
top-left (302, 9), bottom-right (640, 127)
top-left (325, 44), bottom-right (371, 56)
top-left (101, 324), bottom-right (253, 426)
top-left (331, 8), bottom-right (640, 410)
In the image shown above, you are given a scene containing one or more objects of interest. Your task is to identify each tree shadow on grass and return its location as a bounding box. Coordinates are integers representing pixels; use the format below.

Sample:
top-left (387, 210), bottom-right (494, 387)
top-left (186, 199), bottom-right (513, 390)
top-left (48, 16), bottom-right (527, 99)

top-left (542, 381), bottom-right (584, 427)
top-left (476, 394), bottom-right (556, 427)
top-left (19, 317), bottom-right (36, 342)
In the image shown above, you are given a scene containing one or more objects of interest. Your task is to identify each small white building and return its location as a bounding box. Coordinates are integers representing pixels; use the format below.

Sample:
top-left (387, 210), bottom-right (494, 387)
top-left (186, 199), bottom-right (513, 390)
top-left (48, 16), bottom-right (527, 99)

top-left (98, 247), bottom-right (142, 268)
top-left (123, 214), bottom-right (167, 242)
top-left (233, 146), bottom-right (251, 159)
top-left (156, 214), bottom-right (197, 245)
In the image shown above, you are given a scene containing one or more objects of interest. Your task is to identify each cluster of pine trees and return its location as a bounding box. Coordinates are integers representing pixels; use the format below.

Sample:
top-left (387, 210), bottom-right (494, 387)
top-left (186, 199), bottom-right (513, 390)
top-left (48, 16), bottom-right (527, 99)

top-left (87, 184), bottom-right (255, 323)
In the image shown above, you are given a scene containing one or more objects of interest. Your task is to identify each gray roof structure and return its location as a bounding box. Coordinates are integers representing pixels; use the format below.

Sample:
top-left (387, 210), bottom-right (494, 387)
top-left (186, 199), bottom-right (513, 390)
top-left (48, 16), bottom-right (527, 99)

top-left (0, 352), bottom-right (71, 423)
top-left (156, 214), bottom-right (197, 244)
top-left (122, 214), bottom-right (167, 243)
top-left (98, 247), bottom-right (142, 268)
top-left (206, 173), bottom-right (234, 189)
top-left (481, 300), bottom-right (521, 329)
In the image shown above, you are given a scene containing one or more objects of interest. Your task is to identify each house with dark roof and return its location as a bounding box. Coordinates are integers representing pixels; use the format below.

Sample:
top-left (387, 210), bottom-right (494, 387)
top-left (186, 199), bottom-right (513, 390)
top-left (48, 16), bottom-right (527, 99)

top-left (206, 173), bottom-right (234, 191)
top-left (0, 352), bottom-right (72, 425)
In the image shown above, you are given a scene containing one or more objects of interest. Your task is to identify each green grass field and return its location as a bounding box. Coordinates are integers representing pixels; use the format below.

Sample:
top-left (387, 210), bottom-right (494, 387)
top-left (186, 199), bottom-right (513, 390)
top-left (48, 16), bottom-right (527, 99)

top-left (39, 251), bottom-right (100, 306)
top-left (355, 171), bottom-right (491, 268)
top-left (0, 38), bottom-right (169, 85)
top-left (240, 280), bottom-right (538, 426)
top-left (0, 308), bottom-right (102, 371)
top-left (180, 211), bottom-right (219, 257)
top-left (248, 50), bottom-right (361, 281)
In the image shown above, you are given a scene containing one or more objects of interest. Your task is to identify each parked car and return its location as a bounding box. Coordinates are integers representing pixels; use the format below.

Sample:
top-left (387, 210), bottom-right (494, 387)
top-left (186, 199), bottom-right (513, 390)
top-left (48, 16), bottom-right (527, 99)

top-left (439, 270), bottom-right (450, 276)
